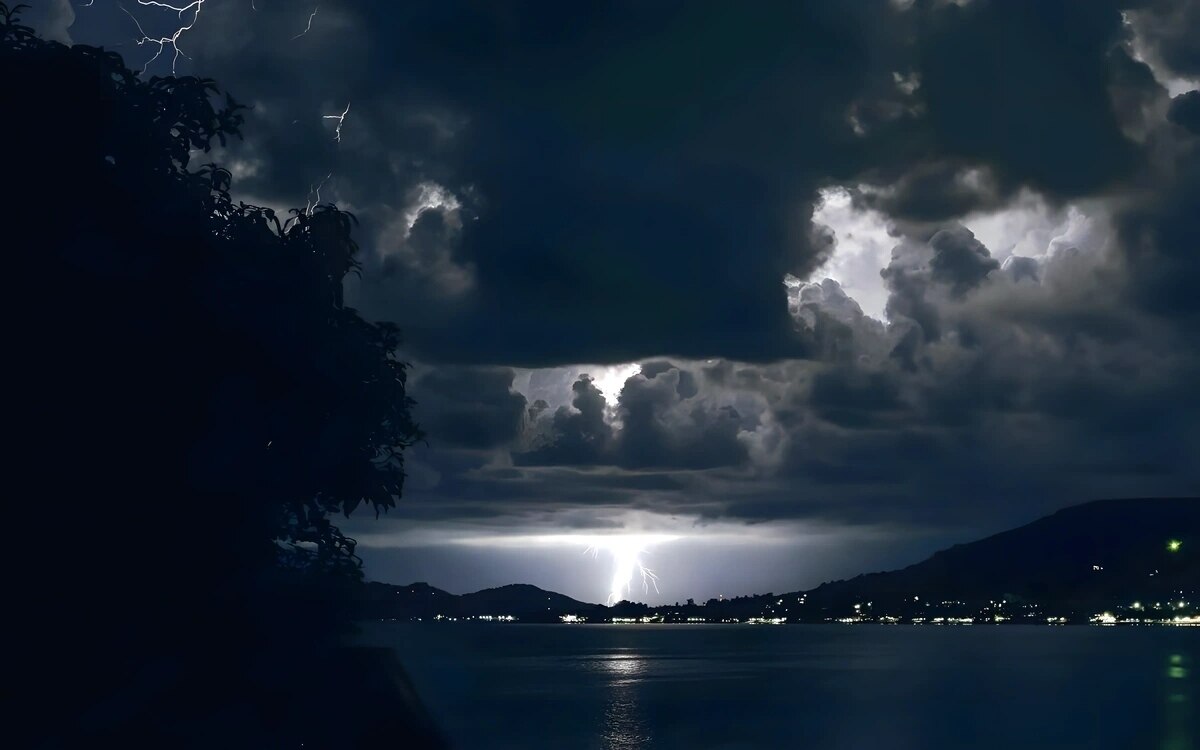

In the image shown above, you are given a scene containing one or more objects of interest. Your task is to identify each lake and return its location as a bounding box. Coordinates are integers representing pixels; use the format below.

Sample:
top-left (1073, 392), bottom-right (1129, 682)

top-left (357, 623), bottom-right (1196, 749)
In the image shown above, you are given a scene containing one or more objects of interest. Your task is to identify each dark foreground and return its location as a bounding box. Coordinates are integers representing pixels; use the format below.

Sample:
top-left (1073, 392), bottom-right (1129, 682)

top-left (359, 623), bottom-right (1196, 750)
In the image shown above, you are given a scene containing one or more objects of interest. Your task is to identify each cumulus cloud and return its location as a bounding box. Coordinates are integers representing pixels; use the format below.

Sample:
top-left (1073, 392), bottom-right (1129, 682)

top-left (927, 226), bottom-right (1000, 295)
top-left (518, 365), bottom-right (751, 471)
top-left (519, 375), bottom-right (613, 466)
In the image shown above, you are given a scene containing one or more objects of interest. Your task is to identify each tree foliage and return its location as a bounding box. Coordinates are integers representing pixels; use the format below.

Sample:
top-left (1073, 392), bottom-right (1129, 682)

top-left (4, 0), bottom-right (420, 572)
top-left (3, 4), bottom-right (425, 743)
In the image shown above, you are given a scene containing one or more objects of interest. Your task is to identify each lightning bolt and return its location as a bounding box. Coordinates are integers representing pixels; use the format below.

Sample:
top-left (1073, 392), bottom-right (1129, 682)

top-left (291, 5), bottom-right (318, 40)
top-left (305, 171), bottom-right (333, 214)
top-left (119, 1), bottom-right (293, 75)
top-left (121, 0), bottom-right (206, 75)
top-left (582, 536), bottom-right (670, 606)
top-left (322, 101), bottom-right (350, 144)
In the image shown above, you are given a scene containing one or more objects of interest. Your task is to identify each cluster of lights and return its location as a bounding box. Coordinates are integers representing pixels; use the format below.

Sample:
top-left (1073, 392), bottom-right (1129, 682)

top-left (395, 535), bottom-right (1190, 627)
top-left (429, 614), bottom-right (517, 622)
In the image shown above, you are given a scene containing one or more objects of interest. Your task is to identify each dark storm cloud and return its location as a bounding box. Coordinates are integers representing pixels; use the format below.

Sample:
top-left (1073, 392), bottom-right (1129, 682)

top-left (877, 224), bottom-right (1000, 365)
top-left (72, 0), bottom-right (1161, 367)
top-left (1106, 45), bottom-right (1169, 140)
top-left (357, 0), bottom-right (905, 365)
top-left (881, 241), bottom-right (945, 346)
top-left (410, 366), bottom-right (526, 449)
top-left (61, 0), bottom-right (1200, 551)
top-left (854, 162), bottom-right (1004, 223)
top-left (518, 375), bottom-right (612, 466)
top-left (1128, 0), bottom-right (1200, 76)
top-left (848, 0), bottom-right (1161, 225)
top-left (807, 367), bottom-right (904, 430)
top-left (928, 226), bottom-right (1000, 295)
top-left (615, 368), bottom-right (749, 470)
top-left (137, 0), bottom-right (896, 365)
top-left (1115, 136), bottom-right (1200, 320)
top-left (910, 0), bottom-right (1140, 198)
top-left (1170, 91), bottom-right (1200, 132)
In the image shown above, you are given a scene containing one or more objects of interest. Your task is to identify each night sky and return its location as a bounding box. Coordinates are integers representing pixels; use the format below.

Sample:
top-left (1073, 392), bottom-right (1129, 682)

top-left (42, 0), bottom-right (1200, 603)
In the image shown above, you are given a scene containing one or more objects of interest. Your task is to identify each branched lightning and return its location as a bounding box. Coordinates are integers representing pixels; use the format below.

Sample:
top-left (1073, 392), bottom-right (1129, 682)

top-left (323, 101), bottom-right (350, 143)
top-left (305, 171), bottom-right (333, 214)
top-left (122, 0), bottom-right (207, 75)
top-left (291, 4), bottom-right (318, 40)
top-left (113, 0), bottom-right (350, 245)
top-left (581, 535), bottom-right (675, 605)
top-left (120, 0), bottom-right (305, 76)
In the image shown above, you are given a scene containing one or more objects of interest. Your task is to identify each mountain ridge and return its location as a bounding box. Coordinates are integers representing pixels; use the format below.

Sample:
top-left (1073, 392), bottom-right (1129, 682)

top-left (361, 497), bottom-right (1198, 623)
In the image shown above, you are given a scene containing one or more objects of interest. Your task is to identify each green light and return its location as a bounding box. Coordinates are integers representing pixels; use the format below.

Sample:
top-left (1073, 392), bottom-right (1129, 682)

top-left (1167, 539), bottom-right (1182, 552)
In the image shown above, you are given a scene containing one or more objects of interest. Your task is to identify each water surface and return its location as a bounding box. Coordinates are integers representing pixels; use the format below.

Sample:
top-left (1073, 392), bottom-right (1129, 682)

top-left (358, 623), bottom-right (1196, 749)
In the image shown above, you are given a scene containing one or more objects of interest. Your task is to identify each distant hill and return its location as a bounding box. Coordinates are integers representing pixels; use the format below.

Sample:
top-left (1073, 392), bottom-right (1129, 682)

top-left (793, 497), bottom-right (1198, 620)
top-left (458, 584), bottom-right (597, 618)
top-left (358, 581), bottom-right (600, 623)
top-left (359, 498), bottom-right (1198, 624)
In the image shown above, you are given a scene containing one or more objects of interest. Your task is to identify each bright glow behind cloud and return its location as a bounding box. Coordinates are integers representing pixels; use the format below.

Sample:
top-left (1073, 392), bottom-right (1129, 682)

top-left (811, 186), bottom-right (894, 320)
top-left (589, 363), bottom-right (642, 407)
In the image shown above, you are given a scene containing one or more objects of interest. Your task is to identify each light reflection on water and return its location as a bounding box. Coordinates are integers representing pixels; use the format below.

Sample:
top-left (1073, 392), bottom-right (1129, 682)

top-left (1164, 653), bottom-right (1192, 750)
top-left (597, 653), bottom-right (651, 750)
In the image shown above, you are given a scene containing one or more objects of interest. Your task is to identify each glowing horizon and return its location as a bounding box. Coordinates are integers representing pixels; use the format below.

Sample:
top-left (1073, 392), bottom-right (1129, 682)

top-left (451, 532), bottom-right (681, 604)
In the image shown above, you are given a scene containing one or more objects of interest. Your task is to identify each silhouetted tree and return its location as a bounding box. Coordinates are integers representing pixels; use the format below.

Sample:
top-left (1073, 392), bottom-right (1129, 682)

top-left (2, 5), bottom-right (434, 746)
